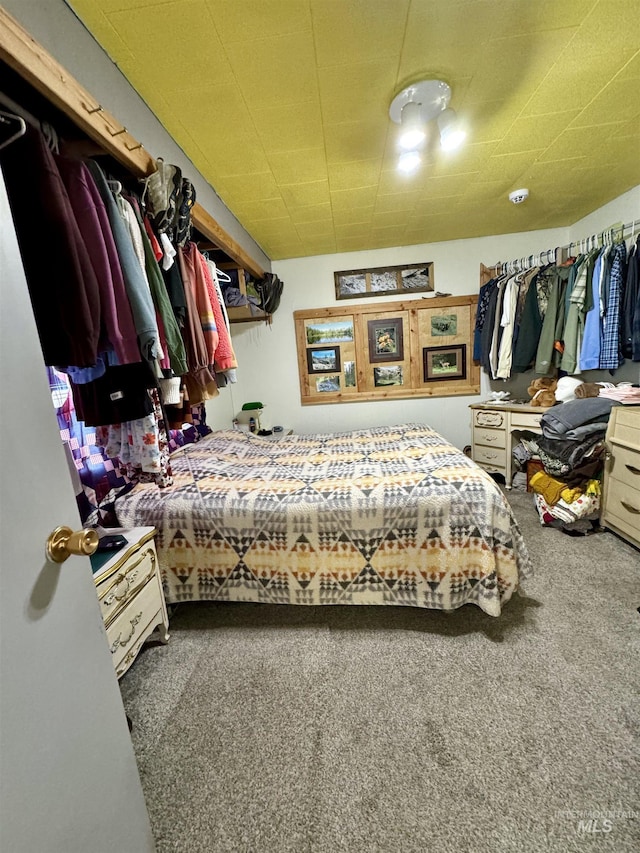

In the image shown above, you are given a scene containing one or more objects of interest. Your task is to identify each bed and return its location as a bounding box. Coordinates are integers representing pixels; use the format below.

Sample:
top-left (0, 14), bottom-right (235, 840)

top-left (115, 423), bottom-right (532, 617)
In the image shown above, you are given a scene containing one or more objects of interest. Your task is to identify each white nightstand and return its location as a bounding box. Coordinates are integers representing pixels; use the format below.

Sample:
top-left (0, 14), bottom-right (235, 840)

top-left (92, 527), bottom-right (169, 679)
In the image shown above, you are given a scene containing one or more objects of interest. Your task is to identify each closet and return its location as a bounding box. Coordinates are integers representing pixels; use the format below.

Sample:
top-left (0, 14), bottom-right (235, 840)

top-left (0, 6), bottom-right (269, 525)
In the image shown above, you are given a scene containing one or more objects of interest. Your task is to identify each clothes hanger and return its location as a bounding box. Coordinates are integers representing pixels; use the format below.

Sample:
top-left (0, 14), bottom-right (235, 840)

top-left (0, 110), bottom-right (26, 151)
top-left (210, 262), bottom-right (232, 283)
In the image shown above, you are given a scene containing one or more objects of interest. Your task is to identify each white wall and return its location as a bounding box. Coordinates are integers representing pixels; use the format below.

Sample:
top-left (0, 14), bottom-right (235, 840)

top-left (209, 186), bottom-right (640, 448)
top-left (208, 225), bottom-right (567, 448)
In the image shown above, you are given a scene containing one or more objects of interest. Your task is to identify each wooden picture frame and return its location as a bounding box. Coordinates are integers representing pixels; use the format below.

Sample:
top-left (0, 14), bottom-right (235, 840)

top-left (307, 346), bottom-right (341, 374)
top-left (367, 317), bottom-right (404, 363)
top-left (335, 262), bottom-right (433, 301)
top-left (423, 344), bottom-right (467, 382)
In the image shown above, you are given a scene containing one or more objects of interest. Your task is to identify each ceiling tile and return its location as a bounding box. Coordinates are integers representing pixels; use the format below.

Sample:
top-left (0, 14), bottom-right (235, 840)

top-left (318, 61), bottom-right (399, 126)
top-left (493, 112), bottom-right (582, 155)
top-left (539, 123), bottom-right (625, 162)
top-left (311, 0), bottom-right (410, 68)
top-left (522, 49), bottom-right (637, 116)
top-left (328, 161), bottom-right (381, 192)
top-left (570, 78), bottom-right (640, 128)
top-left (253, 101), bottom-right (324, 153)
top-left (225, 31), bottom-right (319, 107)
top-left (216, 172), bottom-right (280, 203)
top-left (330, 187), bottom-right (378, 211)
top-left (280, 180), bottom-right (331, 208)
top-left (107, 2), bottom-right (233, 93)
top-left (267, 148), bottom-right (328, 184)
top-left (207, 0), bottom-right (312, 43)
top-left (332, 205), bottom-right (375, 226)
top-left (295, 220), bottom-right (335, 239)
top-left (324, 120), bottom-right (390, 164)
top-left (290, 203), bottom-right (333, 224)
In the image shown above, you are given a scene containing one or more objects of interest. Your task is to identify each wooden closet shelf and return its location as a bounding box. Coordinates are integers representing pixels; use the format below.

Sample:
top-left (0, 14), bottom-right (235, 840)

top-left (0, 6), bottom-right (265, 280)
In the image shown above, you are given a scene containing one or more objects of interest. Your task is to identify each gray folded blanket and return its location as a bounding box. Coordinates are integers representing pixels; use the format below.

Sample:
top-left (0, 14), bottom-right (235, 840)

top-left (540, 398), bottom-right (619, 440)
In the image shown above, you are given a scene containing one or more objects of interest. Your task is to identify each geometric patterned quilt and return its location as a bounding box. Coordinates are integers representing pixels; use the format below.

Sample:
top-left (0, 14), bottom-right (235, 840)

top-left (115, 424), bottom-right (533, 617)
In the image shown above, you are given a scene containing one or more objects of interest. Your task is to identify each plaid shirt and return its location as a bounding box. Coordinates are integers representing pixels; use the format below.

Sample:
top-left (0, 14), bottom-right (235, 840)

top-left (599, 242), bottom-right (627, 369)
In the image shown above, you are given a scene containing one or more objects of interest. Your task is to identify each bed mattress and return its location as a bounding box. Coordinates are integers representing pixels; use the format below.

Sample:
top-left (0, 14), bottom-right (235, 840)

top-left (115, 424), bottom-right (532, 616)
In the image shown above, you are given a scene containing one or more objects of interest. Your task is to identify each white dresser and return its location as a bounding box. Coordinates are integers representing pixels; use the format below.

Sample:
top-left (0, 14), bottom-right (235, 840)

top-left (601, 406), bottom-right (640, 549)
top-left (92, 527), bottom-right (170, 679)
top-left (470, 402), bottom-right (549, 488)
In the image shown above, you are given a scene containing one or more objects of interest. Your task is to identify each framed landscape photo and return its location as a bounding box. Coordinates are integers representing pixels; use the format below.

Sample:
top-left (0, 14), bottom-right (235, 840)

top-left (367, 317), bottom-right (404, 363)
top-left (315, 375), bottom-right (341, 393)
top-left (307, 346), bottom-right (341, 374)
top-left (423, 344), bottom-right (467, 381)
top-left (373, 366), bottom-right (403, 387)
top-left (305, 320), bottom-right (354, 345)
top-left (430, 313), bottom-right (458, 337)
top-left (335, 262), bottom-right (434, 301)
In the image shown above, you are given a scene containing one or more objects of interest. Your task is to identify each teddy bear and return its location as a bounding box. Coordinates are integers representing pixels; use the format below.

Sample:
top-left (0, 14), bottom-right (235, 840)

top-left (527, 376), bottom-right (558, 407)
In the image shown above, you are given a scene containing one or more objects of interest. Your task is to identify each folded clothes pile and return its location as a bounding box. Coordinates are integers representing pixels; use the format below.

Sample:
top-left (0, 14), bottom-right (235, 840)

top-left (528, 397), bottom-right (620, 531)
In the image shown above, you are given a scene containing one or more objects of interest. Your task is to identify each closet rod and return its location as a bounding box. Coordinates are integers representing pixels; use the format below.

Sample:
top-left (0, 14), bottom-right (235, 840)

top-left (493, 220), bottom-right (637, 273)
top-left (0, 89), bottom-right (39, 128)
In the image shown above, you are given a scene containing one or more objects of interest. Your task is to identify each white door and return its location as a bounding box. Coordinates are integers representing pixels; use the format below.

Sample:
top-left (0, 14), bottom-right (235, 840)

top-left (0, 172), bottom-right (155, 852)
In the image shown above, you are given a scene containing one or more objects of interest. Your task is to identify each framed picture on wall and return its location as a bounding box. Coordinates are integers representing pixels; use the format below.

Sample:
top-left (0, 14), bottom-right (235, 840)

top-left (307, 346), bottom-right (341, 374)
top-left (367, 318), bottom-right (404, 363)
top-left (305, 320), bottom-right (354, 345)
top-left (373, 366), bottom-right (404, 387)
top-left (423, 344), bottom-right (467, 381)
top-left (335, 262), bottom-right (434, 300)
top-left (315, 375), bottom-right (341, 392)
top-left (430, 313), bottom-right (458, 337)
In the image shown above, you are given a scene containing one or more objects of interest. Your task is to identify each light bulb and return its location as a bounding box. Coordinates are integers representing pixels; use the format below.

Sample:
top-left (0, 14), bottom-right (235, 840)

top-left (398, 101), bottom-right (426, 150)
top-left (397, 151), bottom-right (421, 173)
top-left (438, 108), bottom-right (466, 151)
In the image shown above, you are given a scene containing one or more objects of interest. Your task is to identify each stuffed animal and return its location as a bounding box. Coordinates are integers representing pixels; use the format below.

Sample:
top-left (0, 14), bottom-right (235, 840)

top-left (527, 376), bottom-right (558, 407)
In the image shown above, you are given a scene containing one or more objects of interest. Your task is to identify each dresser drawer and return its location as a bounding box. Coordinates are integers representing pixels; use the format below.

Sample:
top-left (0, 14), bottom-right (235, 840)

top-left (510, 411), bottom-right (544, 431)
top-left (96, 545), bottom-right (157, 628)
top-left (473, 444), bottom-right (507, 468)
top-left (610, 408), bottom-right (640, 451)
top-left (473, 409), bottom-right (506, 429)
top-left (602, 478), bottom-right (640, 547)
top-left (607, 444), bottom-right (640, 491)
top-left (106, 576), bottom-right (163, 674)
top-left (473, 427), bottom-right (506, 448)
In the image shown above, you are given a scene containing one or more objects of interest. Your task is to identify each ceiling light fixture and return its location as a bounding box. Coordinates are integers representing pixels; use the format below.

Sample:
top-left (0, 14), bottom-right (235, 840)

top-left (389, 79), bottom-right (466, 170)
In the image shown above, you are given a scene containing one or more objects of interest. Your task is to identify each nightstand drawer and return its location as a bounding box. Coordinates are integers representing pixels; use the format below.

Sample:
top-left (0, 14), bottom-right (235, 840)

top-left (474, 444), bottom-right (507, 467)
top-left (607, 444), bottom-right (640, 491)
top-left (474, 427), bottom-right (506, 448)
top-left (510, 411), bottom-right (544, 431)
top-left (106, 576), bottom-right (162, 674)
top-left (97, 545), bottom-right (157, 628)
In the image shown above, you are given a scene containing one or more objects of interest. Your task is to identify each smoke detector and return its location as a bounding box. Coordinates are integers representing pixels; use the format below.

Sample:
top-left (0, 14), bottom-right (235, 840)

top-left (509, 188), bottom-right (529, 205)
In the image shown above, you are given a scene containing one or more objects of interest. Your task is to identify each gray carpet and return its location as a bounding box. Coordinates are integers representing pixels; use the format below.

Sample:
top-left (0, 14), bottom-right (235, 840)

top-left (120, 490), bottom-right (640, 852)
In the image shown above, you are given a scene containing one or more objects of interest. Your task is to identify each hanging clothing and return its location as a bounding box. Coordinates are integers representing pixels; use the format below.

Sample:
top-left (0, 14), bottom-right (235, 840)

top-left (621, 237), bottom-right (639, 359)
top-left (56, 156), bottom-right (141, 366)
top-left (599, 241), bottom-right (627, 370)
top-left (177, 247), bottom-right (218, 404)
top-left (125, 196), bottom-right (188, 377)
top-left (181, 242), bottom-right (219, 365)
top-left (87, 160), bottom-right (160, 364)
top-left (0, 125), bottom-right (101, 367)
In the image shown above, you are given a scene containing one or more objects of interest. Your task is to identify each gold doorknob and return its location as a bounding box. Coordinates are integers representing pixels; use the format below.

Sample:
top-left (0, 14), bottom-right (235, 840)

top-left (46, 526), bottom-right (99, 563)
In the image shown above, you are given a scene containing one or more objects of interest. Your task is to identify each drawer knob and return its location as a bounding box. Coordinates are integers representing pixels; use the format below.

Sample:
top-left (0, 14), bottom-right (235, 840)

top-left (46, 525), bottom-right (99, 564)
top-left (620, 501), bottom-right (640, 515)
top-left (624, 464), bottom-right (640, 476)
